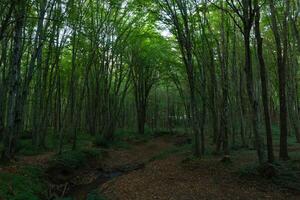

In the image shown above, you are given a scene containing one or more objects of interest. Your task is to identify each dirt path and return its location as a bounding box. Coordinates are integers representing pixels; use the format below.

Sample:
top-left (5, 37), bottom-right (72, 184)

top-left (99, 138), bottom-right (300, 200)
top-left (103, 136), bottom-right (174, 170)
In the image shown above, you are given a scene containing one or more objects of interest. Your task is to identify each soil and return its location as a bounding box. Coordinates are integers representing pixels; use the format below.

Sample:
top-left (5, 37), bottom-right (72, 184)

top-left (99, 137), bottom-right (300, 200)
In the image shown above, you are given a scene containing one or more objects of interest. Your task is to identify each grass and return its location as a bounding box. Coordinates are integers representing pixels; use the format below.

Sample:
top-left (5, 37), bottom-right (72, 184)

top-left (0, 165), bottom-right (46, 200)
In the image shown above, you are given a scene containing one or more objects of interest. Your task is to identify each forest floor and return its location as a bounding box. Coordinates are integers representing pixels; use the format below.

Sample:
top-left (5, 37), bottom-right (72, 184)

top-left (99, 135), bottom-right (300, 200)
top-left (1, 133), bottom-right (300, 200)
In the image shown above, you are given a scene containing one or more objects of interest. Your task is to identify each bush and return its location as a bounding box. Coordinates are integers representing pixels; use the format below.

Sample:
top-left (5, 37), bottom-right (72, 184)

top-left (94, 134), bottom-right (130, 149)
top-left (18, 139), bottom-right (46, 156)
top-left (0, 165), bottom-right (46, 200)
top-left (153, 128), bottom-right (173, 137)
top-left (51, 150), bottom-right (87, 169)
top-left (50, 148), bottom-right (103, 170)
top-left (94, 135), bottom-right (111, 148)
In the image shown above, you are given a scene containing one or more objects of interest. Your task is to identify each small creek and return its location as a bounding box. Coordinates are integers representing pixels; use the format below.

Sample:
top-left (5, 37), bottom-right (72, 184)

top-left (46, 162), bottom-right (145, 200)
top-left (69, 170), bottom-right (123, 200)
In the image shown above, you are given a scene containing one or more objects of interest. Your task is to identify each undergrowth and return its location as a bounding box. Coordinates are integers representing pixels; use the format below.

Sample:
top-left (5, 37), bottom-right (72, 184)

top-left (238, 160), bottom-right (300, 192)
top-left (50, 148), bottom-right (103, 169)
top-left (0, 165), bottom-right (46, 200)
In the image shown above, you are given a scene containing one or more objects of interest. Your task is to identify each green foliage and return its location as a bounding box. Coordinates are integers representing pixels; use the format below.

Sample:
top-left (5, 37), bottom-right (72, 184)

top-left (87, 190), bottom-right (107, 200)
top-left (114, 127), bottom-right (179, 144)
top-left (18, 139), bottom-right (46, 156)
top-left (0, 165), bottom-right (46, 200)
top-left (152, 128), bottom-right (174, 137)
top-left (50, 149), bottom-right (103, 169)
top-left (114, 129), bottom-right (137, 140)
top-left (15, 132), bottom-right (101, 157)
top-left (271, 161), bottom-right (300, 191)
top-left (238, 163), bottom-right (260, 178)
top-left (52, 151), bottom-right (86, 169)
top-left (94, 134), bottom-right (131, 149)
top-left (238, 161), bottom-right (300, 192)
top-left (94, 127), bottom-right (156, 149)
top-left (94, 135), bottom-right (111, 148)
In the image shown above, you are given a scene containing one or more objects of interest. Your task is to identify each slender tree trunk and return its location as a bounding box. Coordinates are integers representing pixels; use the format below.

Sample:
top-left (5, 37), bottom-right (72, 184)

top-left (3, 1), bottom-right (25, 160)
top-left (254, 1), bottom-right (274, 162)
top-left (269, 0), bottom-right (290, 160)
top-left (244, 29), bottom-right (264, 164)
top-left (219, 5), bottom-right (229, 157)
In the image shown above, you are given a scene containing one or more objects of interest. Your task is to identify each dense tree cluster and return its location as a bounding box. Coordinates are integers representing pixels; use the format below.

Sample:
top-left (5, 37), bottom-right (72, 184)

top-left (0, 0), bottom-right (299, 165)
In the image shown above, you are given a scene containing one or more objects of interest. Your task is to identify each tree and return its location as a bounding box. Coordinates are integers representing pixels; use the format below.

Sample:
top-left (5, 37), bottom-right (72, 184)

top-left (268, 0), bottom-right (290, 160)
top-left (218, 0), bottom-right (265, 163)
top-left (157, 0), bottom-right (202, 157)
top-left (254, 0), bottom-right (274, 162)
top-left (129, 30), bottom-right (165, 135)
top-left (2, 0), bottom-right (26, 160)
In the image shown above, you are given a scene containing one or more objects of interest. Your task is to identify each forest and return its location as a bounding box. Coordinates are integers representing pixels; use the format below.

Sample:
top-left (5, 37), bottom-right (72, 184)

top-left (0, 0), bottom-right (300, 199)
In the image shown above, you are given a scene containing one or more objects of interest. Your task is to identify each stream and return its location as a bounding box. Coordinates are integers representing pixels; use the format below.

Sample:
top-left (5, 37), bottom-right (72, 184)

top-left (46, 162), bottom-right (145, 200)
top-left (68, 170), bottom-right (123, 200)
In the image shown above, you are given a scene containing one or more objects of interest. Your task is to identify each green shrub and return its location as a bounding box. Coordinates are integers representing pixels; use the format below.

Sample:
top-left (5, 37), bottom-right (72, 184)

top-left (270, 162), bottom-right (300, 191)
top-left (238, 161), bottom-right (300, 192)
top-left (153, 128), bottom-right (173, 137)
top-left (238, 163), bottom-right (260, 178)
top-left (0, 165), bottom-right (46, 200)
top-left (94, 135), bottom-right (111, 148)
top-left (114, 129), bottom-right (136, 140)
top-left (87, 190), bottom-right (107, 200)
top-left (94, 134), bottom-right (130, 149)
top-left (50, 149), bottom-right (103, 169)
top-left (144, 125), bottom-right (152, 135)
top-left (18, 139), bottom-right (46, 156)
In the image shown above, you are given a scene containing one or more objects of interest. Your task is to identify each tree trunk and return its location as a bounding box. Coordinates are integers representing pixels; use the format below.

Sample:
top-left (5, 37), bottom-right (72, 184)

top-left (3, 1), bottom-right (25, 160)
top-left (254, 1), bottom-right (274, 162)
top-left (268, 0), bottom-right (290, 160)
top-left (244, 29), bottom-right (265, 164)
